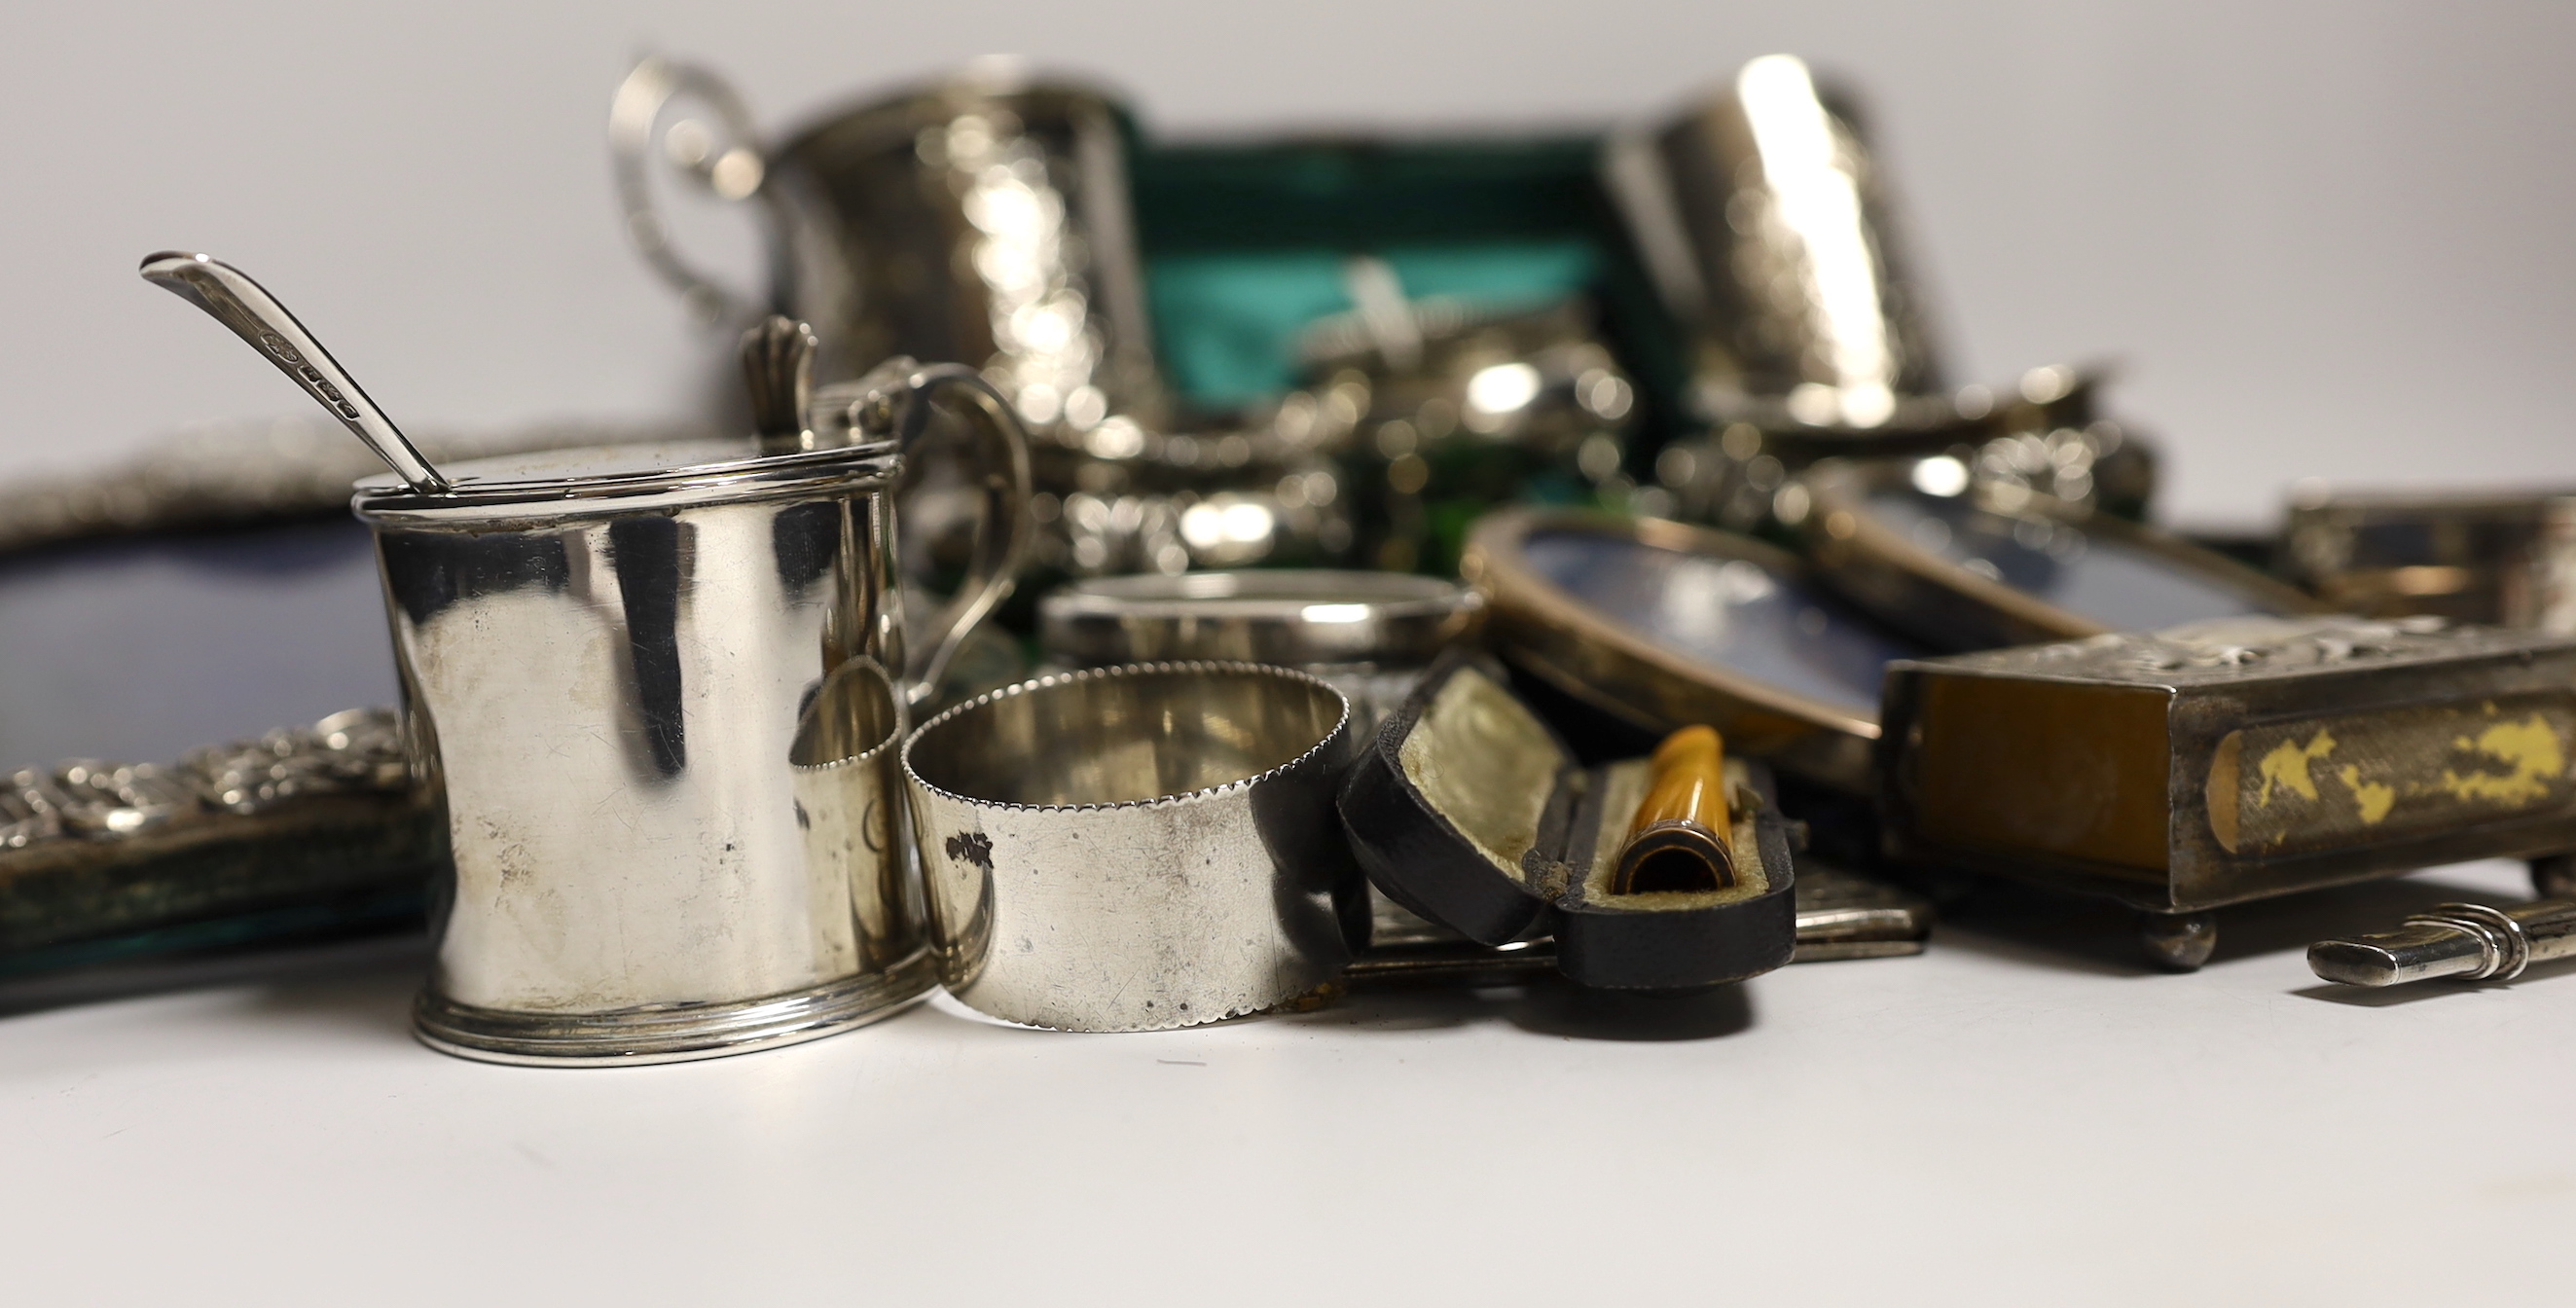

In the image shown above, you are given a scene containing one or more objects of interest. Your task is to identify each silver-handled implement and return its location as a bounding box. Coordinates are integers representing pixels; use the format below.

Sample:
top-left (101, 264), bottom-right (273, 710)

top-left (2308, 898), bottom-right (2576, 987)
top-left (139, 252), bottom-right (451, 494)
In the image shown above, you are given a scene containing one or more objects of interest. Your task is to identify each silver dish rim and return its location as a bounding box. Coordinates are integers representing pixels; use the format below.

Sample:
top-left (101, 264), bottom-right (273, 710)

top-left (1037, 569), bottom-right (1480, 667)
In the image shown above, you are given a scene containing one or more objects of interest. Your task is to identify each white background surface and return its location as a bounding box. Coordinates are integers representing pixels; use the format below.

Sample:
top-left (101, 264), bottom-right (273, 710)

top-left (4, 858), bottom-right (2568, 1305)
top-left (8, 6), bottom-right (2576, 1303)
top-left (5, 0), bottom-right (2572, 527)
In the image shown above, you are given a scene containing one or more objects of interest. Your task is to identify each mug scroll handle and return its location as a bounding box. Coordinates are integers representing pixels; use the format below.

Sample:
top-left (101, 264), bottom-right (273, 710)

top-left (609, 56), bottom-right (770, 322)
top-left (887, 364), bottom-right (1035, 708)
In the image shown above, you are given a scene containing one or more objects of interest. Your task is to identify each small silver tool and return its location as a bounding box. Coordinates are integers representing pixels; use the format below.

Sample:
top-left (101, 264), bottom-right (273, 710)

top-left (138, 251), bottom-right (450, 493)
top-left (2308, 898), bottom-right (2576, 987)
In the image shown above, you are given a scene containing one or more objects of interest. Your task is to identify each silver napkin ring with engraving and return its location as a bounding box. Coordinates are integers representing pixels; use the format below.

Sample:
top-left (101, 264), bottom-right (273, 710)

top-left (906, 662), bottom-right (1365, 1032)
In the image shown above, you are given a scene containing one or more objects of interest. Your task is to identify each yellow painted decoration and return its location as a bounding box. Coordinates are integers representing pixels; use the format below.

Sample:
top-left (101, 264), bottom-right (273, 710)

top-left (2215, 695), bottom-right (2576, 857)
top-left (2337, 765), bottom-right (2396, 824)
top-left (2439, 715), bottom-right (2566, 808)
top-left (2256, 730), bottom-right (2337, 808)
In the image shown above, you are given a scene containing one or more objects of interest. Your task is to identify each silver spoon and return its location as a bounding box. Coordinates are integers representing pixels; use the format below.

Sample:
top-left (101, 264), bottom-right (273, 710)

top-left (139, 251), bottom-right (451, 493)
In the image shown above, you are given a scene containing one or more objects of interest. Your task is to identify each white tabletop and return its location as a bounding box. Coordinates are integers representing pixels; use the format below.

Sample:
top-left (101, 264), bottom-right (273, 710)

top-left (4, 855), bottom-right (2566, 1307)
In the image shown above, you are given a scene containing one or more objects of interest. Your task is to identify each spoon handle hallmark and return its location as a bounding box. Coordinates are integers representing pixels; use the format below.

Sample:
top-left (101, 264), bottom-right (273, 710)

top-left (139, 251), bottom-right (451, 494)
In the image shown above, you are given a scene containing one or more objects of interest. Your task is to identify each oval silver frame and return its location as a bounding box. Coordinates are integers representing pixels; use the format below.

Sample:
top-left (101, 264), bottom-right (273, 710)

top-left (1793, 457), bottom-right (2323, 651)
top-left (1462, 507), bottom-right (1899, 793)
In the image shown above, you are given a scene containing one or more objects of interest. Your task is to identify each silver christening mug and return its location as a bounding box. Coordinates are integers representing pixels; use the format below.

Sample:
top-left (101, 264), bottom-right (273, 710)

top-left (610, 57), bottom-right (1358, 575)
top-left (903, 662), bottom-right (1364, 1032)
top-left (611, 56), bottom-right (1166, 428)
top-left (355, 357), bottom-right (1031, 1067)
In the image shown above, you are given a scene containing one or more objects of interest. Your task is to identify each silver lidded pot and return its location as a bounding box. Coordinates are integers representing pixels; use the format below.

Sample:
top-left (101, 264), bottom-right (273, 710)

top-left (138, 251), bottom-right (1032, 1064)
top-left (353, 322), bottom-right (1032, 1066)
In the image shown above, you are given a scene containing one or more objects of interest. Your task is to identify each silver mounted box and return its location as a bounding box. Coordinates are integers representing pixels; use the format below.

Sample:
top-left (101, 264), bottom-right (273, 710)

top-left (1878, 616), bottom-right (2576, 965)
top-left (2279, 489), bottom-right (2576, 631)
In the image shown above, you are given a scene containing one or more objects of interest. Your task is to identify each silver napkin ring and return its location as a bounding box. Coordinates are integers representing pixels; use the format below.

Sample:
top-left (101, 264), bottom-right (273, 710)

top-left (905, 662), bottom-right (1363, 1032)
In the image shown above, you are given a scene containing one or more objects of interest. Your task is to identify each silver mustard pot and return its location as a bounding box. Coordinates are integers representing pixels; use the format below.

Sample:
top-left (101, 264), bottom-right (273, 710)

top-left (353, 321), bottom-right (1032, 1065)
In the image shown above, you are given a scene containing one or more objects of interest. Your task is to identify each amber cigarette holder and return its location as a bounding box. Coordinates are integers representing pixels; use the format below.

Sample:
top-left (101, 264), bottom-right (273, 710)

top-left (1613, 725), bottom-right (1738, 894)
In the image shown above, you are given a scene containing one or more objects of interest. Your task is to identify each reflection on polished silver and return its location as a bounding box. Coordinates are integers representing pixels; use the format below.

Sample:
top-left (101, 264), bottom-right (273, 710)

top-left (138, 252), bottom-right (451, 493)
top-left (609, 54), bottom-right (1166, 426)
top-left (1644, 365), bottom-right (2158, 531)
top-left (1605, 54), bottom-right (1941, 431)
top-left (1296, 276), bottom-right (1638, 465)
top-left (1943, 367), bottom-right (2158, 516)
top-left (904, 663), bottom-right (1362, 1033)
top-left (1604, 58), bottom-right (2159, 533)
top-left (1286, 276), bottom-right (1636, 572)
top-left (611, 56), bottom-right (1362, 579)
top-left (1035, 568), bottom-right (1472, 745)
top-left (416, 659), bottom-right (935, 1067)
top-left (782, 63), bottom-right (1168, 435)
top-left (1038, 570), bottom-right (1481, 669)
top-left (808, 355), bottom-right (1037, 698)
top-left (355, 340), bottom-right (1031, 1065)
top-left (1783, 861), bottom-right (1934, 962)
top-left (1027, 455), bottom-right (1351, 576)
top-left (2308, 898), bottom-right (2576, 988)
